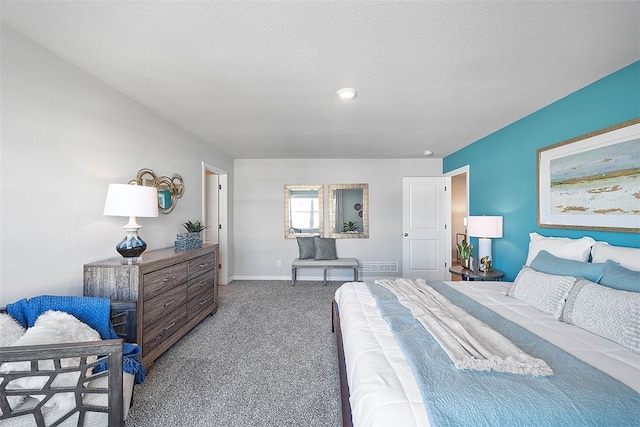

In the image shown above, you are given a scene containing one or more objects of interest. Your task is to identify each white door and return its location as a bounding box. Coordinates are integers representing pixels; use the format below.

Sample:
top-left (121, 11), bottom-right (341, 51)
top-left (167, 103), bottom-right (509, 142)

top-left (402, 177), bottom-right (450, 280)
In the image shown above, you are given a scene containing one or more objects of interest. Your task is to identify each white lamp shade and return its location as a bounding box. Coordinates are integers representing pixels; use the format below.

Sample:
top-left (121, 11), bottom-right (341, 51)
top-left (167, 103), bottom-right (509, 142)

top-left (466, 216), bottom-right (503, 238)
top-left (103, 184), bottom-right (159, 217)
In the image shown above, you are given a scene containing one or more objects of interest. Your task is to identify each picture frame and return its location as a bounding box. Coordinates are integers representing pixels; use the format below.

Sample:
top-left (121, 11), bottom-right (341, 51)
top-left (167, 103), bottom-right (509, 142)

top-left (537, 118), bottom-right (640, 232)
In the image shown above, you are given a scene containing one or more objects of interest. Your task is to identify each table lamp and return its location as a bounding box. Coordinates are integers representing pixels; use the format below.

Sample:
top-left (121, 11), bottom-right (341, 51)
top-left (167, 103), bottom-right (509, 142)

top-left (103, 183), bottom-right (158, 263)
top-left (466, 216), bottom-right (503, 270)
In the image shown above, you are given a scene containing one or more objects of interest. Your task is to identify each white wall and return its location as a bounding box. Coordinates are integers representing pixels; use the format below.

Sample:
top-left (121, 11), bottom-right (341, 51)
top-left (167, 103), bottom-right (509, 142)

top-left (0, 25), bottom-right (233, 305)
top-left (233, 158), bottom-right (442, 281)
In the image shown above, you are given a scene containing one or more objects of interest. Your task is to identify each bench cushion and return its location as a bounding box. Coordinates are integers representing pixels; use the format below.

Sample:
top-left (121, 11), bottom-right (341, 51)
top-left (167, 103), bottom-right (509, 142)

top-left (293, 258), bottom-right (358, 268)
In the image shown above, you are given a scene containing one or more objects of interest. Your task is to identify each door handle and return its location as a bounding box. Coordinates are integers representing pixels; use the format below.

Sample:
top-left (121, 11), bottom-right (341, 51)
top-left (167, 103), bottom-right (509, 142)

top-left (404, 233), bottom-right (408, 237)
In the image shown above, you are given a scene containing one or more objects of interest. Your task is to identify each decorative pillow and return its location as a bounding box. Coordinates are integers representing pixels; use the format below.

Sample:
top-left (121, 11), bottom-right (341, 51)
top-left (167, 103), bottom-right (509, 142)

top-left (599, 260), bottom-right (640, 292)
top-left (507, 267), bottom-right (576, 319)
top-left (0, 313), bottom-right (26, 347)
top-left (591, 242), bottom-right (640, 271)
top-left (313, 237), bottom-right (338, 260)
top-left (561, 279), bottom-right (640, 353)
top-left (530, 250), bottom-right (605, 283)
top-left (296, 237), bottom-right (315, 260)
top-left (1, 311), bottom-right (102, 412)
top-left (524, 232), bottom-right (595, 266)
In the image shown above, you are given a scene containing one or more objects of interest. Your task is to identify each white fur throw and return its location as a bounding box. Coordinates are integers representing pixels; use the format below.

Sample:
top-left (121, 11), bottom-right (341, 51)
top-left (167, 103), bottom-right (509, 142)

top-left (0, 310), bottom-right (101, 413)
top-left (0, 313), bottom-right (26, 346)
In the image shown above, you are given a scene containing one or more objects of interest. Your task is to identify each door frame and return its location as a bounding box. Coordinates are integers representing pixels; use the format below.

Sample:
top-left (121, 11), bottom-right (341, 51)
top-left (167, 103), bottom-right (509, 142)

top-left (444, 165), bottom-right (470, 280)
top-left (202, 161), bottom-right (229, 285)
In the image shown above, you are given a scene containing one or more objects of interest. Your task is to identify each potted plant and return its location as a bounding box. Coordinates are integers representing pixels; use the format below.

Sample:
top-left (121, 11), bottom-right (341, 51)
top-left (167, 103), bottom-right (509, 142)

top-left (343, 221), bottom-right (358, 232)
top-left (175, 220), bottom-right (209, 250)
top-left (456, 239), bottom-right (473, 268)
top-left (181, 220), bottom-right (209, 233)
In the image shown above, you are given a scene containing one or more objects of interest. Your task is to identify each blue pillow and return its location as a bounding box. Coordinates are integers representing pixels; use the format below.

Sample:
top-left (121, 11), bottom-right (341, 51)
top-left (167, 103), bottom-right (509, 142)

top-left (530, 250), bottom-right (604, 283)
top-left (599, 259), bottom-right (640, 292)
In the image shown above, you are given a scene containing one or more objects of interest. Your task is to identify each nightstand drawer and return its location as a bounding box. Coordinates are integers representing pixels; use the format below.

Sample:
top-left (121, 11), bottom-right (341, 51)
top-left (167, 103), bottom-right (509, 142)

top-left (143, 262), bottom-right (188, 301)
top-left (143, 283), bottom-right (187, 325)
top-left (142, 304), bottom-right (187, 354)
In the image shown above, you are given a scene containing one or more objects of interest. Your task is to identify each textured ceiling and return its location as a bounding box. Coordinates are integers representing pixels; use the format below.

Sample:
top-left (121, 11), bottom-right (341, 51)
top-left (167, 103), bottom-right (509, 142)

top-left (2, 1), bottom-right (639, 159)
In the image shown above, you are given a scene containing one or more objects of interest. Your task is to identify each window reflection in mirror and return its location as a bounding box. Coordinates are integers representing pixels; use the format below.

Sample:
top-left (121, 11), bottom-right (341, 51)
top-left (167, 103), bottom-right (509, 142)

top-left (284, 184), bottom-right (324, 239)
top-left (329, 183), bottom-right (369, 239)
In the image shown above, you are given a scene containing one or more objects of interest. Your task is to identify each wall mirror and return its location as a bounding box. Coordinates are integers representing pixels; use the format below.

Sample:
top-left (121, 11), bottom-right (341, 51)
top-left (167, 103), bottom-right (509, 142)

top-left (130, 168), bottom-right (184, 214)
top-left (284, 184), bottom-right (324, 239)
top-left (329, 183), bottom-right (369, 239)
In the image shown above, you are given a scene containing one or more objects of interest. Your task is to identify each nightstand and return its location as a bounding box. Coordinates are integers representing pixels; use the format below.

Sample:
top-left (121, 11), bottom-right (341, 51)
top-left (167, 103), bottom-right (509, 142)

top-left (449, 265), bottom-right (504, 281)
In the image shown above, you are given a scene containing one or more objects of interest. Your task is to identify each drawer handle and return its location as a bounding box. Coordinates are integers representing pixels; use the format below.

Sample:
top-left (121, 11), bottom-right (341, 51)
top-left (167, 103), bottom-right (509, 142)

top-left (198, 262), bottom-right (208, 269)
top-left (163, 275), bottom-right (177, 283)
top-left (163, 299), bottom-right (175, 308)
top-left (162, 322), bottom-right (176, 332)
top-left (198, 298), bottom-right (209, 306)
top-left (198, 280), bottom-right (207, 288)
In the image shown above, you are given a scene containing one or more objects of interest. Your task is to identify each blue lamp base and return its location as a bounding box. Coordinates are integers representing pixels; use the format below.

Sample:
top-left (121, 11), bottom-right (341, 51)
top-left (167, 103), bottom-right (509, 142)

top-left (116, 229), bottom-right (147, 263)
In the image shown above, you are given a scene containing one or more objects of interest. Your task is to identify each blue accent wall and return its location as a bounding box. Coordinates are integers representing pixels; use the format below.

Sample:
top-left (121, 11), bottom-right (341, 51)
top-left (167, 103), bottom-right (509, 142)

top-left (444, 61), bottom-right (640, 281)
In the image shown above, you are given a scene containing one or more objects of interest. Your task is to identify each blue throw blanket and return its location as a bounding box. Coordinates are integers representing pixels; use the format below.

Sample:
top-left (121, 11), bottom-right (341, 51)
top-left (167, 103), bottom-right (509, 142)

top-left (366, 282), bottom-right (639, 427)
top-left (6, 295), bottom-right (145, 384)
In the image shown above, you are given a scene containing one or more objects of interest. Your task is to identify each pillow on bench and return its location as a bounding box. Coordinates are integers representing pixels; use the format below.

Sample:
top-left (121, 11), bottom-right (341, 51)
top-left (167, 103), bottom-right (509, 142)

top-left (314, 237), bottom-right (338, 260)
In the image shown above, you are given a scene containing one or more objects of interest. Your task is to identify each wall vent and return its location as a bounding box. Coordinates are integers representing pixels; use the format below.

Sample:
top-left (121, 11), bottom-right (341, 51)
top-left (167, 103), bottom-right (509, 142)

top-left (360, 262), bottom-right (399, 273)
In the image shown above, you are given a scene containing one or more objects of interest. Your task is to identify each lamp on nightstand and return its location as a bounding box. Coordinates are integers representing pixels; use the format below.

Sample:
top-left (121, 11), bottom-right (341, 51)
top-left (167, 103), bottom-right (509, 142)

top-left (467, 216), bottom-right (503, 271)
top-left (103, 183), bottom-right (158, 264)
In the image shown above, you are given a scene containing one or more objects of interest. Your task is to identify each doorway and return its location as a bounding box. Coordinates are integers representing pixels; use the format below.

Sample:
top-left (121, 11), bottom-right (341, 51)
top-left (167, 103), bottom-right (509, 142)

top-left (202, 162), bottom-right (229, 285)
top-left (445, 165), bottom-right (469, 280)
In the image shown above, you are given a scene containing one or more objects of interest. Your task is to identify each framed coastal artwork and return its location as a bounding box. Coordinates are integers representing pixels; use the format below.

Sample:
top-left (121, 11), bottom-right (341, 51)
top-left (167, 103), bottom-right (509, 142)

top-left (537, 118), bottom-right (640, 232)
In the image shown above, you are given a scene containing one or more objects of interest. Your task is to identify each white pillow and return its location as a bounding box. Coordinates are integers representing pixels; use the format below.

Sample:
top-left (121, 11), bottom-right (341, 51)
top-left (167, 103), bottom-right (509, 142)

top-left (0, 313), bottom-right (26, 346)
top-left (561, 279), bottom-right (640, 353)
top-left (591, 242), bottom-right (640, 271)
top-left (524, 232), bottom-right (595, 266)
top-left (508, 267), bottom-right (576, 319)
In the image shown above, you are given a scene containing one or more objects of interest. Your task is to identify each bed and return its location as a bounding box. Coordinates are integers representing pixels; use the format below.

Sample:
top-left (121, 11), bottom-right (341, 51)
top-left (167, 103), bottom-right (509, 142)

top-left (332, 235), bottom-right (640, 426)
top-left (0, 299), bottom-right (139, 427)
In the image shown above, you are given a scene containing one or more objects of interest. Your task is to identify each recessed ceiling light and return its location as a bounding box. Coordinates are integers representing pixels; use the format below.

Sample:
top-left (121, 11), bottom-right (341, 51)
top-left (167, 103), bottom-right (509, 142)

top-left (423, 150), bottom-right (433, 156)
top-left (337, 88), bottom-right (357, 99)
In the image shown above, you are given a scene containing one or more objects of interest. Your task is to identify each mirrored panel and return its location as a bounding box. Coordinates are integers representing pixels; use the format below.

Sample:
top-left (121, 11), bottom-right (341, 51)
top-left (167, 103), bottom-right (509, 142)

top-left (284, 184), bottom-right (324, 239)
top-left (329, 183), bottom-right (369, 239)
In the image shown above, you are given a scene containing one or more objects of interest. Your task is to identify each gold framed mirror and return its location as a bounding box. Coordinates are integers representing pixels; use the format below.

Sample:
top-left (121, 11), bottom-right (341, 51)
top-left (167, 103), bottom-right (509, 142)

top-left (284, 184), bottom-right (324, 239)
top-left (131, 168), bottom-right (184, 214)
top-left (329, 183), bottom-right (369, 239)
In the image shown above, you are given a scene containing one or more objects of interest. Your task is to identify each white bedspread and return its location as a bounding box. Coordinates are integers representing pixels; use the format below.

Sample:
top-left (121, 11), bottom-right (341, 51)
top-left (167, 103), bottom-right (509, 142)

top-left (335, 280), bottom-right (640, 427)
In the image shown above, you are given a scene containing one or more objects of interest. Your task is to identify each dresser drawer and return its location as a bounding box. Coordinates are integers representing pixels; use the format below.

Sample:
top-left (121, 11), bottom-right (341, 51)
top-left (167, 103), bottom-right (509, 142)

top-left (187, 288), bottom-right (215, 321)
top-left (187, 269), bottom-right (215, 320)
top-left (143, 262), bottom-right (188, 301)
top-left (187, 270), bottom-right (214, 299)
top-left (142, 304), bottom-right (187, 354)
top-left (143, 283), bottom-right (187, 325)
top-left (188, 254), bottom-right (215, 279)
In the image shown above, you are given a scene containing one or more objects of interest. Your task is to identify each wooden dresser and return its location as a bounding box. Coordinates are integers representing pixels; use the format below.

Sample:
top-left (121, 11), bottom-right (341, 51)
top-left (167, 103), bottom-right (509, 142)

top-left (83, 244), bottom-right (218, 368)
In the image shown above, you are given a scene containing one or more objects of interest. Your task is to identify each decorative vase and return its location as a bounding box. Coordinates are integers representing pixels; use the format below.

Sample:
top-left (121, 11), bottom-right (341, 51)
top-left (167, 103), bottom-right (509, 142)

top-left (175, 232), bottom-right (203, 250)
top-left (461, 258), bottom-right (470, 269)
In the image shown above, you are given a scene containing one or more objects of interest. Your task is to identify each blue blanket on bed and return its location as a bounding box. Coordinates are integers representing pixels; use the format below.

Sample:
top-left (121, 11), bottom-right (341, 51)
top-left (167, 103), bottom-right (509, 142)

top-left (6, 295), bottom-right (145, 384)
top-left (366, 281), bottom-right (639, 427)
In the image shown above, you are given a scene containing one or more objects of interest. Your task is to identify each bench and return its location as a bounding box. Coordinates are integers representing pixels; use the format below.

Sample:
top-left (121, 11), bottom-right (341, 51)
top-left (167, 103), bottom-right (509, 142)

top-left (291, 258), bottom-right (359, 286)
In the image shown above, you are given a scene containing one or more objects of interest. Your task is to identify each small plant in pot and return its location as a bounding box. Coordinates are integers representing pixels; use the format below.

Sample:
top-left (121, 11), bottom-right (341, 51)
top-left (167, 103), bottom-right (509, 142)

top-left (456, 239), bottom-right (473, 268)
top-left (181, 220), bottom-right (209, 234)
top-left (176, 220), bottom-right (209, 250)
top-left (343, 221), bottom-right (359, 232)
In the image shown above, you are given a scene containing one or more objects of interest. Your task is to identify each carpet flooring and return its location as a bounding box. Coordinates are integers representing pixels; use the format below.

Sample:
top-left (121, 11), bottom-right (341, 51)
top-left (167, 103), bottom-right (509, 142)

top-left (124, 280), bottom-right (343, 427)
